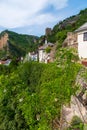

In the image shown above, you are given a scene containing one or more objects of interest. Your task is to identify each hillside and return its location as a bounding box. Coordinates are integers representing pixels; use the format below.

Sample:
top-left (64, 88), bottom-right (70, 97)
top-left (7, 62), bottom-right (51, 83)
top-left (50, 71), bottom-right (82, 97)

top-left (0, 48), bottom-right (82, 130)
top-left (47, 8), bottom-right (87, 47)
top-left (0, 30), bottom-right (39, 59)
top-left (1, 8), bottom-right (87, 130)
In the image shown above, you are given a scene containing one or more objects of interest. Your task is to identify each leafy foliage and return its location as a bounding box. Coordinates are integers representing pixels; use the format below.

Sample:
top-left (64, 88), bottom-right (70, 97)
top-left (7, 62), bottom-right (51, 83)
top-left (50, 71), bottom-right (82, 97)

top-left (67, 116), bottom-right (84, 130)
top-left (0, 8), bottom-right (87, 129)
top-left (0, 48), bottom-right (81, 129)
top-left (45, 46), bottom-right (51, 53)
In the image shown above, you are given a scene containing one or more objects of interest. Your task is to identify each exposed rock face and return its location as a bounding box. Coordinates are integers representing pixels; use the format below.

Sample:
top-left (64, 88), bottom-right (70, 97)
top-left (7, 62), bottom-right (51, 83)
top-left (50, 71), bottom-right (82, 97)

top-left (62, 96), bottom-right (87, 126)
top-left (60, 68), bottom-right (87, 129)
top-left (0, 33), bottom-right (9, 50)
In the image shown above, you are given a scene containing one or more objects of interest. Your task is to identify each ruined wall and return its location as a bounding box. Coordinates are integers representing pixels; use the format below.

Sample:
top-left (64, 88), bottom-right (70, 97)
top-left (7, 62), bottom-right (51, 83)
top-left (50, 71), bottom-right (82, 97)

top-left (63, 32), bottom-right (78, 48)
top-left (45, 28), bottom-right (52, 36)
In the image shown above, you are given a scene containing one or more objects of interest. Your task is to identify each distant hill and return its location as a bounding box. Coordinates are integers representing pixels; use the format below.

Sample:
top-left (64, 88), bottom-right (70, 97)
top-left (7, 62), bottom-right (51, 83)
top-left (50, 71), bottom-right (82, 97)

top-left (0, 30), bottom-right (39, 59)
top-left (47, 8), bottom-right (87, 47)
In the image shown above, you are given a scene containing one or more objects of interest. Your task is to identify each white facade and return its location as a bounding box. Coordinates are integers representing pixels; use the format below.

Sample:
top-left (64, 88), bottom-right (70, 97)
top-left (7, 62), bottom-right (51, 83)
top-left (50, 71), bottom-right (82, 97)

top-left (38, 49), bottom-right (50, 63)
top-left (75, 23), bottom-right (87, 59)
top-left (38, 41), bottom-right (54, 63)
top-left (29, 52), bottom-right (38, 61)
top-left (24, 52), bottom-right (38, 62)
top-left (78, 31), bottom-right (87, 59)
top-left (39, 49), bottom-right (46, 62)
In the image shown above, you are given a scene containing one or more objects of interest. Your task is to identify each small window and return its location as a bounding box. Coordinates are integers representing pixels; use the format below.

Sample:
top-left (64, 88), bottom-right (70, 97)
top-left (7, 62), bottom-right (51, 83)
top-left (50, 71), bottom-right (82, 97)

top-left (83, 32), bottom-right (87, 41)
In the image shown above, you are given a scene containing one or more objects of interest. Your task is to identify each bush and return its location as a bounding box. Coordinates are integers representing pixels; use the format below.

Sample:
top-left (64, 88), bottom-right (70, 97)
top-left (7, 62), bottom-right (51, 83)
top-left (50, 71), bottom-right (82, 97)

top-left (45, 47), bottom-right (51, 53)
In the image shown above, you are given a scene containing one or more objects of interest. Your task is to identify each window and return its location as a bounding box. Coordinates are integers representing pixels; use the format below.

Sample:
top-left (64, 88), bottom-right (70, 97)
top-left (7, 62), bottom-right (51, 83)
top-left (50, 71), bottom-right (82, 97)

top-left (83, 32), bottom-right (87, 41)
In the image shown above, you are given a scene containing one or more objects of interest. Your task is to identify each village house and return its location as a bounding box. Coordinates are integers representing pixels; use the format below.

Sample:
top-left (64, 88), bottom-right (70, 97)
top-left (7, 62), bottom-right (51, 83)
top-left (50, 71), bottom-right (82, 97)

top-left (38, 39), bottom-right (54, 63)
top-left (63, 22), bottom-right (87, 62)
top-left (75, 22), bottom-right (87, 59)
top-left (24, 52), bottom-right (38, 62)
top-left (29, 52), bottom-right (38, 61)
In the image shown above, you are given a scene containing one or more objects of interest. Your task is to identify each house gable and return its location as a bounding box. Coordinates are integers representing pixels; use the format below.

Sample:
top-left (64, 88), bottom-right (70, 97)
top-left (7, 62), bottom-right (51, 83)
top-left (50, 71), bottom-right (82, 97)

top-left (75, 23), bottom-right (87, 59)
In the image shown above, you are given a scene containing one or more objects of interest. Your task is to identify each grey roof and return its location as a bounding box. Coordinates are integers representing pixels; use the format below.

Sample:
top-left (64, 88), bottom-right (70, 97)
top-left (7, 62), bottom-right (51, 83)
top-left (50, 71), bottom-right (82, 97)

top-left (39, 42), bottom-right (54, 50)
top-left (47, 42), bottom-right (54, 46)
top-left (75, 22), bottom-right (87, 32)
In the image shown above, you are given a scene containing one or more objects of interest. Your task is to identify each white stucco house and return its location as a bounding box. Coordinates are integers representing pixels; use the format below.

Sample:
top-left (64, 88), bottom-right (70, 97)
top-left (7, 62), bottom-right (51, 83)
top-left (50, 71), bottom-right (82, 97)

top-left (75, 22), bottom-right (87, 59)
top-left (29, 52), bottom-right (38, 61)
top-left (38, 45), bottom-right (50, 63)
top-left (24, 52), bottom-right (38, 62)
top-left (38, 40), bottom-right (54, 63)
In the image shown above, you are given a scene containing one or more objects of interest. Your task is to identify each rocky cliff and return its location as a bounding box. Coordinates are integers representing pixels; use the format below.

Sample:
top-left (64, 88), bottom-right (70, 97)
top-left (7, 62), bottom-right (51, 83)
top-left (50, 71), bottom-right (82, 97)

top-left (0, 30), bottom-right (39, 59)
top-left (60, 68), bottom-right (87, 129)
top-left (0, 32), bottom-right (8, 50)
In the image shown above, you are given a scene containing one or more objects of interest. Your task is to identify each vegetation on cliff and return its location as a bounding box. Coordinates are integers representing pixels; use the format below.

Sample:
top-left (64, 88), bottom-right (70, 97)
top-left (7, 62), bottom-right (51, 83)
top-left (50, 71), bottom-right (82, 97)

top-left (0, 8), bottom-right (87, 130)
top-left (0, 48), bottom-right (81, 130)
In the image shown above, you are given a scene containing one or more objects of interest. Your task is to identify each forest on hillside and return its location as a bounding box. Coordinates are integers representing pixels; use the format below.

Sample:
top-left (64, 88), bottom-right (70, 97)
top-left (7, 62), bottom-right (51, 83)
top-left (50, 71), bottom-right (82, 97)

top-left (0, 30), bottom-right (39, 59)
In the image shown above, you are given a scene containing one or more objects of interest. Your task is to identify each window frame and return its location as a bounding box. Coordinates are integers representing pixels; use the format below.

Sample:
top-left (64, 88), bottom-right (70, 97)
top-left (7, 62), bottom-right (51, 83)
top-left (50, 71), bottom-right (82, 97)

top-left (83, 32), bottom-right (87, 41)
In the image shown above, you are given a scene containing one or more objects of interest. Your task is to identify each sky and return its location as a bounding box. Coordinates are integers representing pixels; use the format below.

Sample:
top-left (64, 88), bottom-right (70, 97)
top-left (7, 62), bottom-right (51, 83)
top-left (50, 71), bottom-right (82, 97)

top-left (0, 0), bottom-right (87, 36)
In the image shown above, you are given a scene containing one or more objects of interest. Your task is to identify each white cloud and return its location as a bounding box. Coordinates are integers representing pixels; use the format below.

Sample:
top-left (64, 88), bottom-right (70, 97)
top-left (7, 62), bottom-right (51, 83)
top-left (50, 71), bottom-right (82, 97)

top-left (0, 0), bottom-right (68, 28)
top-left (26, 14), bottom-right (58, 26)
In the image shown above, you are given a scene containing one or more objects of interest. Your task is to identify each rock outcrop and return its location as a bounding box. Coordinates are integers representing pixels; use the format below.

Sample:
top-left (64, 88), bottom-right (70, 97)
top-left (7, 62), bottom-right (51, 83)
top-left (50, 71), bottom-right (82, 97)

top-left (60, 68), bottom-right (87, 129)
top-left (0, 33), bottom-right (9, 50)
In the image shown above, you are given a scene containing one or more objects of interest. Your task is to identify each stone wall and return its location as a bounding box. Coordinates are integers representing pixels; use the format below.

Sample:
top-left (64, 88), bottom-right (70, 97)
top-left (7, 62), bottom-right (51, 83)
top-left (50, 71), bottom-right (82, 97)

top-left (63, 32), bottom-right (78, 48)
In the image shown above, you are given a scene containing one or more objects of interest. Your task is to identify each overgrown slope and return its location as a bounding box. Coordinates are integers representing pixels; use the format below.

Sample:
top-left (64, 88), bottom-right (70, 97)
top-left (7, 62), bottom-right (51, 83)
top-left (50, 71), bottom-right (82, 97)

top-left (0, 48), bottom-right (81, 130)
